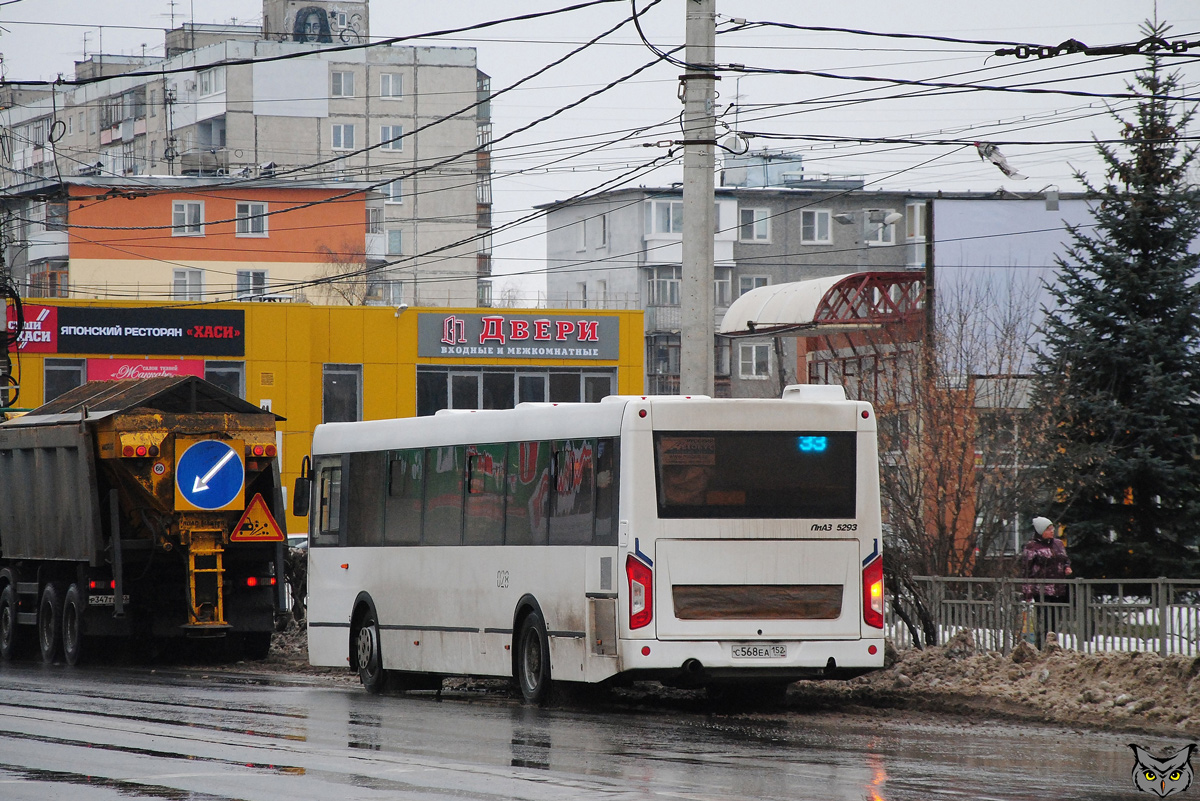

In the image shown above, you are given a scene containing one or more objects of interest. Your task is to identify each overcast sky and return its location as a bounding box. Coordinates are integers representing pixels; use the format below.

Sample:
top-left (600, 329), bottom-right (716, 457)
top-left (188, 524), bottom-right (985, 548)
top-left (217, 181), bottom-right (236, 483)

top-left (1, 0), bottom-right (1197, 298)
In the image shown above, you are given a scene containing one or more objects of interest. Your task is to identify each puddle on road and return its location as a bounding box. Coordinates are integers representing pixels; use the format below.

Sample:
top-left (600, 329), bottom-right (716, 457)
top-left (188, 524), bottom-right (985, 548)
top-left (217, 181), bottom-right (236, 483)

top-left (0, 728), bottom-right (305, 777)
top-left (0, 762), bottom-right (245, 801)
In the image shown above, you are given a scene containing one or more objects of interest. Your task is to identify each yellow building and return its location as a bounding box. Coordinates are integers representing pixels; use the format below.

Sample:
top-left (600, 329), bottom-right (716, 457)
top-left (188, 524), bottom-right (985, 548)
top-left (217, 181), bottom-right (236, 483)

top-left (3, 299), bottom-right (644, 532)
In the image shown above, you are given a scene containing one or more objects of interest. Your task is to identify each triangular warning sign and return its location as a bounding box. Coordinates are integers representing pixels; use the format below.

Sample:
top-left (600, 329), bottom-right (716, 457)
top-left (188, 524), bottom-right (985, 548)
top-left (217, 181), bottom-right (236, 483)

top-left (230, 493), bottom-right (285, 542)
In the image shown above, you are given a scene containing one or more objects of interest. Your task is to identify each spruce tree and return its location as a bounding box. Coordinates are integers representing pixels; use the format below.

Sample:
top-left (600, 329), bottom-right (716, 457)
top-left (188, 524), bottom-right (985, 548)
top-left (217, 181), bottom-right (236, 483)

top-left (1035, 30), bottom-right (1200, 579)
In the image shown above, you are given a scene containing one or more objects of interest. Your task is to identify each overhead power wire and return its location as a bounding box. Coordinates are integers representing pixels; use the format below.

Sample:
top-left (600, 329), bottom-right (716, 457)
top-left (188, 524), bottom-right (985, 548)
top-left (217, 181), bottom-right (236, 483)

top-left (0, 0), bottom-right (629, 87)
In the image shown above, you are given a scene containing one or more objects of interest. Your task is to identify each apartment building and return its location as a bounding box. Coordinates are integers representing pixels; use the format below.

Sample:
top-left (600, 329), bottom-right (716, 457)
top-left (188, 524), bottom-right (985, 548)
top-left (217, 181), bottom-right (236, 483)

top-left (0, 0), bottom-right (493, 307)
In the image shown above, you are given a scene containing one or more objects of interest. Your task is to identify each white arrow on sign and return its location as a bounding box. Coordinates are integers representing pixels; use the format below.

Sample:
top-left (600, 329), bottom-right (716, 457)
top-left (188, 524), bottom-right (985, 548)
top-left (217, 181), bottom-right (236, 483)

top-left (192, 449), bottom-right (237, 493)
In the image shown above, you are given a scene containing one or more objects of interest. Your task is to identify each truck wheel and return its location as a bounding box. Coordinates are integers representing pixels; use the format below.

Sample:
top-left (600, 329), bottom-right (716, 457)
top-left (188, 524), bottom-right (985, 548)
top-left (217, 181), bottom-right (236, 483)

top-left (354, 611), bottom-right (388, 694)
top-left (38, 582), bottom-right (65, 664)
top-left (62, 584), bottom-right (86, 666)
top-left (1, 585), bottom-right (23, 661)
top-left (516, 611), bottom-right (552, 705)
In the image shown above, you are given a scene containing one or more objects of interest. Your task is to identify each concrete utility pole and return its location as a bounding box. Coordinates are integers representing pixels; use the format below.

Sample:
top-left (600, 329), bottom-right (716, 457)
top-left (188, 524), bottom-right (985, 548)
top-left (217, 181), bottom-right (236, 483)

top-left (679, 0), bottom-right (716, 396)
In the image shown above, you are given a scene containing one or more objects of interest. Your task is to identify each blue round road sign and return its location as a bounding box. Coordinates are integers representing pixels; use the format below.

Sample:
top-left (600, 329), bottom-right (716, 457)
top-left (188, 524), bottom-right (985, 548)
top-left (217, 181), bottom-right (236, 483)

top-left (177, 440), bottom-right (245, 511)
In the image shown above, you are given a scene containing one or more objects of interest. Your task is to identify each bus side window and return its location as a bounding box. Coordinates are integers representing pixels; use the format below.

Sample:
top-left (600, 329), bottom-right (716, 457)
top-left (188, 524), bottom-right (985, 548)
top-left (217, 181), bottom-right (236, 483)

top-left (345, 452), bottom-right (385, 547)
top-left (384, 449), bottom-right (423, 545)
top-left (423, 445), bottom-right (465, 545)
top-left (594, 438), bottom-right (618, 546)
top-left (464, 443), bottom-right (507, 546)
top-left (505, 441), bottom-right (549, 546)
top-left (549, 439), bottom-right (594, 546)
top-left (316, 463), bottom-right (343, 547)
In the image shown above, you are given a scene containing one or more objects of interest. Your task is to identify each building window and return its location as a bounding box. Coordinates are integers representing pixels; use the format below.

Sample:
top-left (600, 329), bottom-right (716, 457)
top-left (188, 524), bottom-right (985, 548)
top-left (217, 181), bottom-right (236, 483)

top-left (383, 180), bottom-right (402, 204)
top-left (323, 363), bottom-right (362, 423)
top-left (598, 214), bottom-right (608, 247)
top-left (235, 202), bottom-right (268, 236)
top-left (739, 274), bottom-right (769, 297)
top-left (386, 229), bottom-right (403, 255)
top-left (864, 208), bottom-right (897, 245)
top-left (366, 207), bottom-right (383, 233)
top-left (205, 361), bottom-right (245, 398)
top-left (380, 73), bottom-right (402, 98)
top-left (714, 266), bottom-right (732, 307)
top-left (906, 203), bottom-right (927, 269)
top-left (366, 279), bottom-right (403, 306)
top-left (44, 358), bottom-right (86, 403)
top-left (331, 71), bottom-right (354, 97)
top-left (331, 123), bottom-right (355, 150)
top-left (645, 200), bottom-right (683, 234)
top-left (739, 343), bottom-right (770, 379)
top-left (46, 202), bottom-right (67, 232)
top-left (237, 269), bottom-right (267, 298)
top-left (715, 341), bottom-right (731, 376)
top-left (28, 262), bottom-right (69, 298)
top-left (379, 125), bottom-right (403, 150)
top-left (198, 67), bottom-right (225, 97)
top-left (172, 200), bottom-right (203, 236)
top-left (739, 208), bottom-right (770, 241)
top-left (801, 209), bottom-right (831, 243)
top-left (173, 268), bottom-right (204, 301)
top-left (648, 265), bottom-right (681, 306)
top-left (477, 281), bottom-right (493, 308)
top-left (576, 218), bottom-right (587, 252)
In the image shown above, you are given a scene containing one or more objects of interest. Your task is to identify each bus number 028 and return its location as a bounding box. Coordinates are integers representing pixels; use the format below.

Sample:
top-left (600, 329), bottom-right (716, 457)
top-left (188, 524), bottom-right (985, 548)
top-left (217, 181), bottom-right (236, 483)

top-left (496, 570), bottom-right (510, 589)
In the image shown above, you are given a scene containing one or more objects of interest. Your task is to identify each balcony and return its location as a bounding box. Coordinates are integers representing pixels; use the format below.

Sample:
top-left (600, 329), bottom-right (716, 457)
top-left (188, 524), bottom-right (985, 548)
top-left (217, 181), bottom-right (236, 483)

top-left (365, 233), bottom-right (385, 261)
top-left (180, 148), bottom-right (229, 175)
top-left (645, 304), bottom-right (681, 332)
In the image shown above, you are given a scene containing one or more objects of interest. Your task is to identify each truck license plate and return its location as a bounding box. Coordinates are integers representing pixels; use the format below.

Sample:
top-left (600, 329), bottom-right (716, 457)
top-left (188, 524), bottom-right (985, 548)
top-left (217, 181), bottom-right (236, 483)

top-left (90, 594), bottom-right (130, 606)
top-left (731, 644), bottom-right (787, 659)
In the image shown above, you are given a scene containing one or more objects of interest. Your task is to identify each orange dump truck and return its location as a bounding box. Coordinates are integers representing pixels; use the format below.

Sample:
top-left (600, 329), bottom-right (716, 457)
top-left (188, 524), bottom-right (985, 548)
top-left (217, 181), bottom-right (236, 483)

top-left (0, 376), bottom-right (287, 664)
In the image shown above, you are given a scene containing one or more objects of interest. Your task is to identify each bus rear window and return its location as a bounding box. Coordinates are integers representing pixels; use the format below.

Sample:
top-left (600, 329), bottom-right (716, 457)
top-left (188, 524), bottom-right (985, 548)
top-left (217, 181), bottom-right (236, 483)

top-left (654, 431), bottom-right (856, 519)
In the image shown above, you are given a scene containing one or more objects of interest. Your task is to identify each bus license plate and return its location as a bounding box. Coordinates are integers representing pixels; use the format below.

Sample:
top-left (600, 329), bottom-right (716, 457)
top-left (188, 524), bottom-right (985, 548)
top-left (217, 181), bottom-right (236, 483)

top-left (90, 594), bottom-right (130, 606)
top-left (731, 644), bottom-right (787, 659)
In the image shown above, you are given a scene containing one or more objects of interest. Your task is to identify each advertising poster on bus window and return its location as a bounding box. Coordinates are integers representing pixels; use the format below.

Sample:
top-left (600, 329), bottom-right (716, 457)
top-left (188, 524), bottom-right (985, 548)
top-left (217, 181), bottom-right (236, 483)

top-left (658, 436), bottom-right (716, 466)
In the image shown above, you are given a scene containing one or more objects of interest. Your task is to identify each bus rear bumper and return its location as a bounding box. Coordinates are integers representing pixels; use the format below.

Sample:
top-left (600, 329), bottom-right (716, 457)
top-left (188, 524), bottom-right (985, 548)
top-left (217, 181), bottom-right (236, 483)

top-left (617, 637), bottom-right (885, 684)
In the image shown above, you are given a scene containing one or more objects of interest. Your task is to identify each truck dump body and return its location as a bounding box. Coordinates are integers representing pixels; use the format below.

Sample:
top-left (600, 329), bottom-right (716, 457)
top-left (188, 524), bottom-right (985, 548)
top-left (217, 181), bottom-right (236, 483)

top-left (0, 377), bottom-right (287, 664)
top-left (0, 424), bottom-right (100, 562)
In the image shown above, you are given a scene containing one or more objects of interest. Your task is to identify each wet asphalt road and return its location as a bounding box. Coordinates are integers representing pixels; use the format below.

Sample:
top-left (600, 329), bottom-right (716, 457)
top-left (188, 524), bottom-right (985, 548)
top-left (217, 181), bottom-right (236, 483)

top-left (0, 662), bottom-right (1177, 800)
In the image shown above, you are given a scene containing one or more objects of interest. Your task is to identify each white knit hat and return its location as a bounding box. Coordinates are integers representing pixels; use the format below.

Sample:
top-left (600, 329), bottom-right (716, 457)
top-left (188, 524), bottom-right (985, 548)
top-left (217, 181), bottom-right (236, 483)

top-left (1031, 516), bottom-right (1053, 536)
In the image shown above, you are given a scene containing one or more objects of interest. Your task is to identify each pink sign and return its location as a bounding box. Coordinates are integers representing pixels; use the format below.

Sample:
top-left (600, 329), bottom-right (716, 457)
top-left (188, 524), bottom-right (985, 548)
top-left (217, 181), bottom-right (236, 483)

top-left (7, 304), bottom-right (58, 353)
top-left (86, 359), bottom-right (205, 381)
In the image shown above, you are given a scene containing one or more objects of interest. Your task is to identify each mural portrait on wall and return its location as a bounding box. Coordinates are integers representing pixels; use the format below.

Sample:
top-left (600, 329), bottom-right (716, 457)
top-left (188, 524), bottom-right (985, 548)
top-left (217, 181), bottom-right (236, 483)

top-left (292, 6), bottom-right (332, 43)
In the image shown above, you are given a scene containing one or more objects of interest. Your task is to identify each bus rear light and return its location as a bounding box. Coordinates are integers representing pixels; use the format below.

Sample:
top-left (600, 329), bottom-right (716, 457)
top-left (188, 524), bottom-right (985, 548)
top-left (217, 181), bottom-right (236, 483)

top-left (265, 445), bottom-right (277, 457)
top-left (626, 555), bottom-right (653, 630)
top-left (123, 446), bottom-right (135, 457)
top-left (246, 577), bottom-right (258, 587)
top-left (863, 556), bottom-right (884, 629)
top-left (245, 577), bottom-right (277, 588)
top-left (136, 445), bottom-right (148, 457)
top-left (88, 579), bottom-right (116, 590)
top-left (252, 445), bottom-right (265, 457)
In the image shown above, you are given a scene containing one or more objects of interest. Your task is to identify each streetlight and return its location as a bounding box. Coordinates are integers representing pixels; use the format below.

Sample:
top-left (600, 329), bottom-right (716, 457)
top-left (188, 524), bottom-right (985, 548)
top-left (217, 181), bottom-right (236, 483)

top-left (833, 210), bottom-right (903, 267)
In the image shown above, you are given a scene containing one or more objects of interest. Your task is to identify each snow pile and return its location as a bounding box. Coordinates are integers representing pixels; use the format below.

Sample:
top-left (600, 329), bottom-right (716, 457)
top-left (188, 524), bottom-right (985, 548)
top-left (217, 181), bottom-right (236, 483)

top-left (792, 631), bottom-right (1200, 734)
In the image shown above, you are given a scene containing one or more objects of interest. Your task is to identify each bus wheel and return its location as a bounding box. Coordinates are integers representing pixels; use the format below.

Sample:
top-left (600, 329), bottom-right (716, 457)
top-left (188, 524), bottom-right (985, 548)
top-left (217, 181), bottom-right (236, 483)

top-left (516, 611), bottom-right (552, 705)
top-left (0, 585), bottom-right (23, 661)
top-left (354, 611), bottom-right (388, 694)
top-left (38, 583), bottom-right (65, 664)
top-left (62, 584), bottom-right (86, 667)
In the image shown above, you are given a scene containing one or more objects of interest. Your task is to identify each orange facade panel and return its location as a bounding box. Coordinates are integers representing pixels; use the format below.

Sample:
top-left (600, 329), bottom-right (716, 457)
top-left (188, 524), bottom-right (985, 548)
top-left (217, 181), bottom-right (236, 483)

top-left (66, 185), bottom-right (368, 264)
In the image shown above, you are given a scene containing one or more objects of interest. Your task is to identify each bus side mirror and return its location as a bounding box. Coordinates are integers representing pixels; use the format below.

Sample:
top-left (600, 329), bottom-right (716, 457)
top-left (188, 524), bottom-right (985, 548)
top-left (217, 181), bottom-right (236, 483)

top-left (293, 456), bottom-right (311, 517)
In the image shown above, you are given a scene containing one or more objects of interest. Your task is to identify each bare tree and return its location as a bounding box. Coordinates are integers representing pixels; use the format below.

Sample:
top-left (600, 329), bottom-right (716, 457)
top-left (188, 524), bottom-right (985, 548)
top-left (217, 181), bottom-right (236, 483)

top-left (871, 274), bottom-right (1053, 579)
top-left (313, 241), bottom-right (371, 305)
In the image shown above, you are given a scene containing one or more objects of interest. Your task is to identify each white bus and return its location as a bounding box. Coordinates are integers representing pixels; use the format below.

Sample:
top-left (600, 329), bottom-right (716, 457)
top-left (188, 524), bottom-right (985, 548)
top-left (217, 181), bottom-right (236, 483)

top-left (295, 385), bottom-right (885, 704)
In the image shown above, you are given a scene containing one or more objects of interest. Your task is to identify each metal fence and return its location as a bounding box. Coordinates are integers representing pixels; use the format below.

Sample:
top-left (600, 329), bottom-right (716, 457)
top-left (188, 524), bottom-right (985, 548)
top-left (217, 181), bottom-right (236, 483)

top-left (887, 577), bottom-right (1200, 656)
